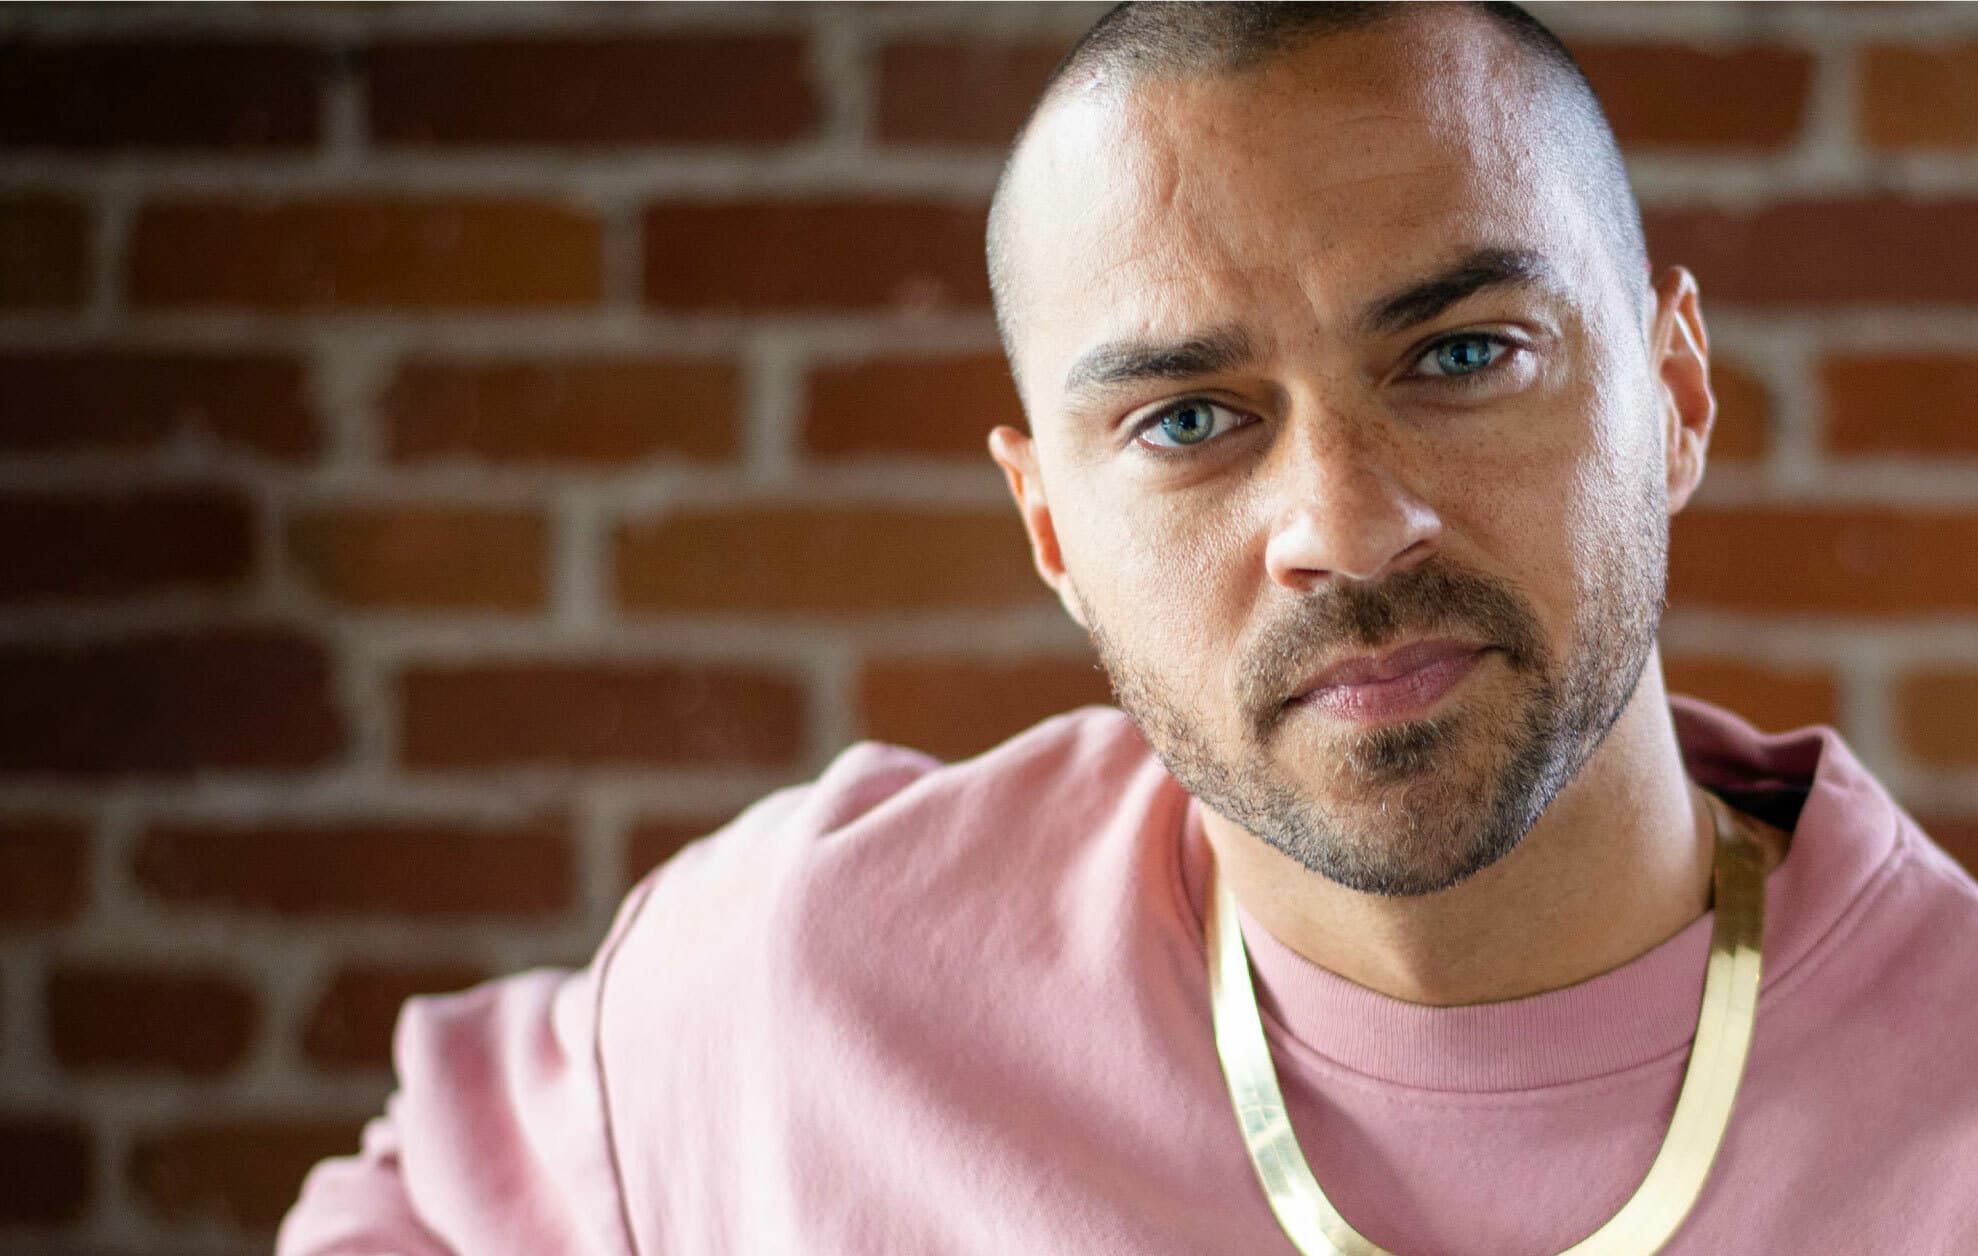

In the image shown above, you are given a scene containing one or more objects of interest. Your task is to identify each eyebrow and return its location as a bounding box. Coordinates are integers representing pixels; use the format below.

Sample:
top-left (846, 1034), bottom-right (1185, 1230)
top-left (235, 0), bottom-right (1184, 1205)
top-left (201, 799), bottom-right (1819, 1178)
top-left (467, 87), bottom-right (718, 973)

top-left (1359, 247), bottom-right (1554, 338)
top-left (1062, 325), bottom-right (1258, 400)
top-left (1056, 247), bottom-right (1553, 402)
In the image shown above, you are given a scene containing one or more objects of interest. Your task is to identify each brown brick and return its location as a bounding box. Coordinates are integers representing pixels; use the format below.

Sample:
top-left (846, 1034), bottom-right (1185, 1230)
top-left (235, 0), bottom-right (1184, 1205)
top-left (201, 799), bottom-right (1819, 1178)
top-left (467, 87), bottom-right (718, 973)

top-left (875, 39), bottom-right (1067, 148)
top-left (1709, 360), bottom-right (1768, 463)
top-left (1860, 44), bottom-right (1978, 150)
top-left (882, 35), bottom-right (1812, 156)
top-left (0, 350), bottom-right (318, 460)
top-left (46, 963), bottom-right (256, 1076)
top-left (858, 656), bottom-right (1112, 761)
top-left (1916, 814), bottom-right (1978, 878)
top-left (0, 1114), bottom-right (91, 1224)
top-left (0, 487), bottom-right (254, 603)
top-left (624, 814), bottom-right (731, 889)
top-left (0, 40), bottom-right (322, 150)
top-left (1823, 354), bottom-right (1978, 457)
top-left (385, 356), bottom-right (739, 465)
top-left (301, 960), bottom-right (486, 1071)
top-left (0, 627), bottom-right (344, 776)
top-left (368, 35), bottom-right (816, 147)
top-left (285, 504), bottom-right (547, 611)
top-left (616, 506), bottom-right (1040, 614)
top-left (644, 200), bottom-right (988, 312)
top-left (130, 1117), bottom-right (360, 1232)
top-left (129, 199), bottom-right (601, 311)
top-left (136, 818), bottom-right (572, 919)
top-left (1669, 508), bottom-right (1978, 615)
top-left (1572, 43), bottom-right (1812, 149)
top-left (0, 195), bottom-right (88, 309)
top-left (399, 662), bottom-right (805, 770)
top-left (0, 816), bottom-right (89, 926)
top-left (1896, 670), bottom-right (1978, 769)
top-left (1663, 657), bottom-right (1840, 733)
top-left (805, 354), bottom-right (1023, 458)
top-left (1643, 199), bottom-right (1978, 306)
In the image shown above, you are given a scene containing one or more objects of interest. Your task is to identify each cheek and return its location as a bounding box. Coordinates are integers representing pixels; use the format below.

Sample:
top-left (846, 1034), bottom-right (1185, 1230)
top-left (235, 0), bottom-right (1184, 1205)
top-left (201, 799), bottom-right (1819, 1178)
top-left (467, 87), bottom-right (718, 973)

top-left (1561, 369), bottom-right (1666, 554)
top-left (1428, 391), bottom-right (1630, 633)
top-left (1060, 480), bottom-right (1258, 669)
top-left (1492, 392), bottom-right (1662, 637)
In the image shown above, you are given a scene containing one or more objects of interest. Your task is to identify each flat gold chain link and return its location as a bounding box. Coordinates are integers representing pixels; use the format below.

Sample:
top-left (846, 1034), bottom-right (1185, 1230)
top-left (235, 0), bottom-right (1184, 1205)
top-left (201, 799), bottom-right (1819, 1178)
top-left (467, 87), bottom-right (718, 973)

top-left (1206, 792), bottom-right (1766, 1256)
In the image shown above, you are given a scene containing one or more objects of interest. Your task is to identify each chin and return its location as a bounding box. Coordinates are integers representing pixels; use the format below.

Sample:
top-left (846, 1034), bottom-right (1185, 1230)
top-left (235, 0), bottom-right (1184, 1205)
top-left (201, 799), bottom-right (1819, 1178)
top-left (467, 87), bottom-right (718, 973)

top-left (1256, 710), bottom-right (1553, 895)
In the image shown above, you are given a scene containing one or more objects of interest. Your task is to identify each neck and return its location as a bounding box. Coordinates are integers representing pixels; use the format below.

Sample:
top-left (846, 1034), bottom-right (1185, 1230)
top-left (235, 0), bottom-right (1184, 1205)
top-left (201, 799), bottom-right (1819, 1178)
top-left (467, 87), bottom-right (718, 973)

top-left (1201, 666), bottom-right (1719, 1007)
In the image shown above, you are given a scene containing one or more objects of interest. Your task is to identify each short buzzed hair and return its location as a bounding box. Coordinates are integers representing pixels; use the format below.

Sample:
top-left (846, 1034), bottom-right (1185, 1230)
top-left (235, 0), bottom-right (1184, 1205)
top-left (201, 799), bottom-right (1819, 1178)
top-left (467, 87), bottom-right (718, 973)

top-left (987, 1), bottom-right (1647, 368)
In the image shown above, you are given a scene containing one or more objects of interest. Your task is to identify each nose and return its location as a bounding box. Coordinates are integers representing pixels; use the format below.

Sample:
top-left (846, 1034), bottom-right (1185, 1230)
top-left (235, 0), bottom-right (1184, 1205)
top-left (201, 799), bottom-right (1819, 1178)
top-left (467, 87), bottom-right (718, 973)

top-left (1262, 422), bottom-right (1443, 591)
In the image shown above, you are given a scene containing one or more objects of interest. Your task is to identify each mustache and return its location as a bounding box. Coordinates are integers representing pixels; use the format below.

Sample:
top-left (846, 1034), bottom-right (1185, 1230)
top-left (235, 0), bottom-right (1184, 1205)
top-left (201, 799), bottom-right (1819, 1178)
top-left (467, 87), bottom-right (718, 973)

top-left (1236, 561), bottom-right (1548, 731)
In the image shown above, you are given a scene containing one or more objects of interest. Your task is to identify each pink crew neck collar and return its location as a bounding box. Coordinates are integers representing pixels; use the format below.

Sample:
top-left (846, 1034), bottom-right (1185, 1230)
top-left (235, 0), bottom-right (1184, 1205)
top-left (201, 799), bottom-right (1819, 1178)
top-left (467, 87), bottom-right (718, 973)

top-left (1173, 697), bottom-right (1901, 1093)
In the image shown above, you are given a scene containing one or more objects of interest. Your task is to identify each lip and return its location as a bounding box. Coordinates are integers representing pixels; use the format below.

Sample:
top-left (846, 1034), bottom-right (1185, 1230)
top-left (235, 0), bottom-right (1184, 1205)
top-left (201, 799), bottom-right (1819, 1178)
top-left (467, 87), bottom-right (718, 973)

top-left (1288, 639), bottom-right (1492, 725)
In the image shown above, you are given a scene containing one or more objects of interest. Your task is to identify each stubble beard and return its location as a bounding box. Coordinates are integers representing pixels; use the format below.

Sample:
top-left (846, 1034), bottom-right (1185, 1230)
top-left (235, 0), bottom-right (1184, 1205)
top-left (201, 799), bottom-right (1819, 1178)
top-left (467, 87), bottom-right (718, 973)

top-left (1087, 495), bottom-right (1667, 899)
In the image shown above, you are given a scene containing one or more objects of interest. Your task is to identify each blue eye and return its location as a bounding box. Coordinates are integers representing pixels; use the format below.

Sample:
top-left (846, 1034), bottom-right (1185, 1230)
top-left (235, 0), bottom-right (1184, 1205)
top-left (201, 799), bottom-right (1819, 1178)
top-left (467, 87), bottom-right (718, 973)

top-left (1418, 334), bottom-right (1507, 378)
top-left (1140, 399), bottom-right (1243, 449)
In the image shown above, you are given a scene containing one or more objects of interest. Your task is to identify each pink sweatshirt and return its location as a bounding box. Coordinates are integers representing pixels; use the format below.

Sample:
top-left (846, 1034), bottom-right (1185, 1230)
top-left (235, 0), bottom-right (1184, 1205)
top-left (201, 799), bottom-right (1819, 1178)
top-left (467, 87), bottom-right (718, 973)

top-left (281, 698), bottom-right (1978, 1254)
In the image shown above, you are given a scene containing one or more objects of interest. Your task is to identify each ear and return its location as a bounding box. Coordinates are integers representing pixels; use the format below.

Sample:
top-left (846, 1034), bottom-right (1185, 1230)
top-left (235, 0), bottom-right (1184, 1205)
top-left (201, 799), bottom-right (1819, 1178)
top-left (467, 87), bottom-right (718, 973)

top-left (1649, 266), bottom-right (1715, 515)
top-left (987, 425), bottom-right (1087, 628)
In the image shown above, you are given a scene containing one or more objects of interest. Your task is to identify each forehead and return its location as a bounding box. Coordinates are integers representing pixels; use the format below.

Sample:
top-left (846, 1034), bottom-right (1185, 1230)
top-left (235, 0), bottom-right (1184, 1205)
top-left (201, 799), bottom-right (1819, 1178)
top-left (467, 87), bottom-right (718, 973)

top-left (1004, 17), bottom-right (1604, 408)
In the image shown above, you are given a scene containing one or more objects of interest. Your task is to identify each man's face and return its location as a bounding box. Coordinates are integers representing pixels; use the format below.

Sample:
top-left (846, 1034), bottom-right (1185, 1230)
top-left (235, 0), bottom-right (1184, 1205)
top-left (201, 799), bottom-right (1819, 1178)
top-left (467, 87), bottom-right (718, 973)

top-left (994, 18), bottom-right (1709, 896)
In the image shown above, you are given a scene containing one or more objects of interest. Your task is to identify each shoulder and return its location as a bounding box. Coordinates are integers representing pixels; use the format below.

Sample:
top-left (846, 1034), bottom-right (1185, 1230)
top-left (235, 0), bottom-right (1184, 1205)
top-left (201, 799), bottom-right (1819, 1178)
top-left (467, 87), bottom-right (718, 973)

top-left (1759, 808), bottom-right (1978, 1101)
top-left (1879, 811), bottom-right (1978, 966)
top-left (660, 703), bottom-right (1153, 876)
top-left (599, 704), bottom-right (1166, 979)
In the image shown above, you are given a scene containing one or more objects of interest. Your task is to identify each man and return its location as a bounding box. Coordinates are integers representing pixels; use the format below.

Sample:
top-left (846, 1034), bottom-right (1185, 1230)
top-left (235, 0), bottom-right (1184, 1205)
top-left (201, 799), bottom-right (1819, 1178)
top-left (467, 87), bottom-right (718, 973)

top-left (282, 4), bottom-right (1978, 1253)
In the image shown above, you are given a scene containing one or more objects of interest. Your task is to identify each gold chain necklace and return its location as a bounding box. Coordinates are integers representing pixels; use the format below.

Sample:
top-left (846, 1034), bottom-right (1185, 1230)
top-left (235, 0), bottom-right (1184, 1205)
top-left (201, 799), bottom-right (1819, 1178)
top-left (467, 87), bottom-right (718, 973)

top-left (1205, 792), bottom-right (1766, 1256)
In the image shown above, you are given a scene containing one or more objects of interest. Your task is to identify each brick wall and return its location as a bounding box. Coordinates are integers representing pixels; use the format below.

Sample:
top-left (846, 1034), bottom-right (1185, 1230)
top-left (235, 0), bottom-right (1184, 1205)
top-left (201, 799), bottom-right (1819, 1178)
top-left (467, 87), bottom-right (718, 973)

top-left (2, 3), bottom-right (1976, 1250)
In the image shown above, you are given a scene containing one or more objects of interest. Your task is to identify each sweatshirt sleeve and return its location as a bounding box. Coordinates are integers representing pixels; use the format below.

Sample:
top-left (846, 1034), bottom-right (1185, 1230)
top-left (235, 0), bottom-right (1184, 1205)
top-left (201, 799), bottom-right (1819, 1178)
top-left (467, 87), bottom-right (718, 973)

top-left (277, 746), bottom-right (938, 1254)
top-left (277, 885), bottom-right (653, 1256)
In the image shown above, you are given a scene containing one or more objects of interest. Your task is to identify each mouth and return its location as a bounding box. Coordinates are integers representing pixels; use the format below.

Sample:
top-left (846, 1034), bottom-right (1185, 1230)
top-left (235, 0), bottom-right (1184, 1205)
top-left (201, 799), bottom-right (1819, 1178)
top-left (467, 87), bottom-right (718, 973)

top-left (1286, 638), bottom-right (1494, 726)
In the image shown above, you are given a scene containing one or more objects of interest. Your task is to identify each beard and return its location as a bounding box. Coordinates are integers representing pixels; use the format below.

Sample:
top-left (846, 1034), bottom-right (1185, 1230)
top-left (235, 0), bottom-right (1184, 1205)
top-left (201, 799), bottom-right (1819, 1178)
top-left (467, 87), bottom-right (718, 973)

top-left (1087, 485), bottom-right (1667, 898)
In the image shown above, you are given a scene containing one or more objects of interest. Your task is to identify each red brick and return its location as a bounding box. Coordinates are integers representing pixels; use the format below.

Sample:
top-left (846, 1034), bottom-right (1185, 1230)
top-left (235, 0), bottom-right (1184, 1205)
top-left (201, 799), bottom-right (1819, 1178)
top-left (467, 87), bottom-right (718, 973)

top-left (1916, 814), bottom-right (1978, 878)
top-left (0, 1114), bottom-right (91, 1224)
top-left (1709, 360), bottom-right (1768, 463)
top-left (804, 354), bottom-right (1022, 458)
top-left (0, 487), bottom-right (254, 603)
top-left (0, 40), bottom-right (321, 150)
top-left (0, 195), bottom-right (88, 309)
top-left (1859, 45), bottom-right (1978, 150)
top-left (882, 37), bottom-right (1819, 152)
top-left (875, 39), bottom-right (1067, 148)
top-left (643, 200), bottom-right (988, 312)
top-left (46, 963), bottom-right (256, 1076)
top-left (882, 38), bottom-right (1816, 154)
top-left (129, 1117), bottom-right (360, 1232)
top-left (136, 818), bottom-right (572, 919)
top-left (399, 662), bottom-right (805, 770)
top-left (616, 506), bottom-right (1040, 614)
top-left (368, 35), bottom-right (816, 147)
top-left (285, 504), bottom-right (547, 611)
top-left (1895, 670), bottom-right (1978, 769)
top-left (858, 656), bottom-right (1113, 761)
top-left (1668, 508), bottom-right (1978, 614)
top-left (129, 199), bottom-right (601, 311)
top-left (624, 814), bottom-right (732, 888)
top-left (0, 627), bottom-right (344, 776)
top-left (1663, 657), bottom-right (1840, 733)
top-left (1643, 199), bottom-right (1978, 306)
top-left (1822, 354), bottom-right (1978, 457)
top-left (0, 350), bottom-right (318, 460)
top-left (385, 356), bottom-right (739, 465)
top-left (1571, 43), bottom-right (1812, 149)
top-left (301, 960), bottom-right (486, 1071)
top-left (0, 816), bottom-right (89, 926)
